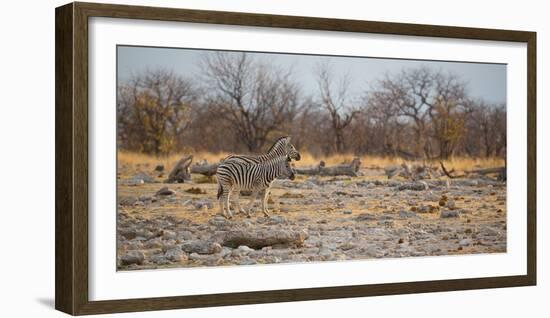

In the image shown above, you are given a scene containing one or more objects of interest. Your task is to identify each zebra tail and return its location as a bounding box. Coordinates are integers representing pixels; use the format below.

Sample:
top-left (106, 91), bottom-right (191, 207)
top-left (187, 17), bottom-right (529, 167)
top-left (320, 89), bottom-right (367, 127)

top-left (217, 183), bottom-right (223, 200)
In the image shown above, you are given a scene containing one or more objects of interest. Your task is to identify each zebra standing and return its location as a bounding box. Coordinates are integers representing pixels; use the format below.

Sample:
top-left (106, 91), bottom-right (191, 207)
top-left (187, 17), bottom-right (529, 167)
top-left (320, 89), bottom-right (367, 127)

top-left (221, 136), bottom-right (300, 213)
top-left (216, 155), bottom-right (296, 219)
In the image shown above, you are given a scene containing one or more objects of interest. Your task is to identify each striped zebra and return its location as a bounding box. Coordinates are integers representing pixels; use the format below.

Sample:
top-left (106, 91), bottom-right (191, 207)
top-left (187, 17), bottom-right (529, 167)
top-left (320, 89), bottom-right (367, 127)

top-left (221, 136), bottom-right (300, 212)
top-left (222, 136), bottom-right (301, 164)
top-left (216, 155), bottom-right (296, 219)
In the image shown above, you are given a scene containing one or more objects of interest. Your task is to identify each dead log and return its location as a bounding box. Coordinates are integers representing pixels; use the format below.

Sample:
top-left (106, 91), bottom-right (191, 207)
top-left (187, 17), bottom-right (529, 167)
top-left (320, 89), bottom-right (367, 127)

top-left (190, 161), bottom-right (219, 177)
top-left (440, 161), bottom-right (506, 181)
top-left (217, 229), bottom-right (308, 249)
top-left (467, 166), bottom-right (506, 182)
top-left (295, 157), bottom-right (361, 177)
top-left (165, 155), bottom-right (193, 183)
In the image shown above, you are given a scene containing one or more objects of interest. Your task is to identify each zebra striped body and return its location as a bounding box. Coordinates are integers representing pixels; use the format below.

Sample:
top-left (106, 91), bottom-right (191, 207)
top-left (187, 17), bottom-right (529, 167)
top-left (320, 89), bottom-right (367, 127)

top-left (216, 155), bottom-right (295, 218)
top-left (220, 136), bottom-right (300, 215)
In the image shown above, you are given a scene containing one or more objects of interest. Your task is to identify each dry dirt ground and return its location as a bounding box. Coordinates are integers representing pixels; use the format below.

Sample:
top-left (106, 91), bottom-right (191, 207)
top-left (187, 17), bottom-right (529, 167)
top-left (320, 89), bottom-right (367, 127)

top-left (116, 165), bottom-right (506, 270)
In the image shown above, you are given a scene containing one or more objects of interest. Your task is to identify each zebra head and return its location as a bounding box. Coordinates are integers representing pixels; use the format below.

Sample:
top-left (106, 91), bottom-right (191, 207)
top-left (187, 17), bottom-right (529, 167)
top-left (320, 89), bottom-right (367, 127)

top-left (285, 138), bottom-right (301, 161)
top-left (268, 136), bottom-right (300, 161)
top-left (283, 154), bottom-right (296, 180)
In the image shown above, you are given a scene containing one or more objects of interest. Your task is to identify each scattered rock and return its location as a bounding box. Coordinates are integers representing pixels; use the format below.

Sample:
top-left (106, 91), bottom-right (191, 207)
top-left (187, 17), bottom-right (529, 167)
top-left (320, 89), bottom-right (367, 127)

top-left (181, 240), bottom-right (222, 254)
top-left (209, 216), bottom-right (229, 227)
top-left (162, 230), bottom-right (177, 240)
top-left (119, 227), bottom-right (137, 240)
top-left (398, 182), bottom-right (428, 191)
top-left (399, 210), bottom-right (417, 218)
top-left (165, 247), bottom-right (186, 262)
top-left (194, 199), bottom-right (214, 209)
top-left (354, 213), bottom-right (377, 221)
top-left (446, 199), bottom-right (456, 210)
top-left (338, 242), bottom-right (355, 251)
top-left (120, 251), bottom-right (144, 265)
top-left (119, 196), bottom-right (138, 206)
top-left (459, 239), bottom-right (470, 247)
top-left (440, 210), bottom-right (460, 218)
top-left (155, 165), bottom-right (164, 172)
top-left (342, 210), bottom-right (353, 215)
top-left (132, 172), bottom-right (156, 184)
top-left (185, 187), bottom-right (206, 194)
top-left (156, 187), bottom-right (176, 196)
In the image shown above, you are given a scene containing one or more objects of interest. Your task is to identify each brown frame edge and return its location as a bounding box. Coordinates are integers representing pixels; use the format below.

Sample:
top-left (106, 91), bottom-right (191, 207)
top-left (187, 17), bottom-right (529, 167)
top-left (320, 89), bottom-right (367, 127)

top-left (55, 2), bottom-right (537, 315)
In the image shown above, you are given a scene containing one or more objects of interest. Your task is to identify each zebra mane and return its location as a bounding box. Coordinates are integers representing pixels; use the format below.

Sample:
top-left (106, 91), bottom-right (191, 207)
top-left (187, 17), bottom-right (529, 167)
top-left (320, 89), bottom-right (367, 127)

top-left (265, 136), bottom-right (290, 154)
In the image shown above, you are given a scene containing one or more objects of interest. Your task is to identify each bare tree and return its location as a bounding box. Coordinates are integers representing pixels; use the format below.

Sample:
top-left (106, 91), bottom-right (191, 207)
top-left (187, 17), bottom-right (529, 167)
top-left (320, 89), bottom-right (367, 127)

top-left (369, 67), bottom-right (470, 159)
top-left (117, 69), bottom-right (198, 155)
top-left (427, 72), bottom-right (470, 159)
top-left (316, 62), bottom-right (359, 153)
top-left (202, 52), bottom-right (301, 152)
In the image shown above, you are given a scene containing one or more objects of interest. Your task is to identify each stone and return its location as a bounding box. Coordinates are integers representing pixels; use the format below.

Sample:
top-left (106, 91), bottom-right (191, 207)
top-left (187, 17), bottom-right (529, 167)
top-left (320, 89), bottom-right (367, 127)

top-left (459, 239), bottom-right (470, 247)
top-left (150, 254), bottom-right (171, 265)
top-left (447, 199), bottom-right (456, 209)
top-left (165, 247), bottom-right (186, 262)
top-left (120, 251), bottom-right (144, 265)
top-left (354, 213), bottom-right (377, 221)
top-left (398, 182), bottom-right (428, 191)
top-left (194, 200), bottom-right (214, 209)
top-left (144, 238), bottom-right (163, 249)
top-left (155, 164), bottom-right (164, 172)
top-left (162, 230), bottom-right (177, 240)
top-left (338, 242), bottom-right (355, 251)
top-left (208, 216), bottom-right (229, 227)
top-left (119, 227), bottom-right (137, 240)
top-left (342, 210), bottom-right (353, 215)
top-left (235, 245), bottom-right (254, 256)
top-left (440, 210), bottom-right (460, 218)
top-left (399, 210), bottom-right (417, 218)
top-left (156, 187), bottom-right (176, 196)
top-left (177, 230), bottom-right (194, 240)
top-left (119, 196), bottom-right (138, 206)
top-left (181, 240), bottom-right (222, 254)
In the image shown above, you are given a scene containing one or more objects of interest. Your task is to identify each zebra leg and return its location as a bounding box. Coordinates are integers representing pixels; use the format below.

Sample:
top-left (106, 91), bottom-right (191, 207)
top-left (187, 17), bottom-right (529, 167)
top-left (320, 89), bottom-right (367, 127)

top-left (261, 189), bottom-right (271, 217)
top-left (218, 183), bottom-right (227, 218)
top-left (231, 190), bottom-right (247, 215)
top-left (245, 191), bottom-right (259, 218)
top-left (225, 188), bottom-right (234, 219)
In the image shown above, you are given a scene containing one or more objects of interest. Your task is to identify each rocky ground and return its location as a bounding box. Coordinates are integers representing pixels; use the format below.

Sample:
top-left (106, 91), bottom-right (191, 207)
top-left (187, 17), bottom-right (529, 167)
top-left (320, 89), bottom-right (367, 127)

top-left (117, 167), bottom-right (507, 270)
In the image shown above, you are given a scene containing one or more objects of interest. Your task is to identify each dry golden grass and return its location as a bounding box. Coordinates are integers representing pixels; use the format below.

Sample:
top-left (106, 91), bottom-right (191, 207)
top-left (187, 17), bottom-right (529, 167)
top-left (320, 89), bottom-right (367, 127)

top-left (118, 150), bottom-right (504, 172)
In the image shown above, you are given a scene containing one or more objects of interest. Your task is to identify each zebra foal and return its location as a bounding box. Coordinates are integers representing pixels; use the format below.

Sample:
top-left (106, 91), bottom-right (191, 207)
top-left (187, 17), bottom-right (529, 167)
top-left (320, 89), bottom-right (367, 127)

top-left (216, 155), bottom-right (295, 219)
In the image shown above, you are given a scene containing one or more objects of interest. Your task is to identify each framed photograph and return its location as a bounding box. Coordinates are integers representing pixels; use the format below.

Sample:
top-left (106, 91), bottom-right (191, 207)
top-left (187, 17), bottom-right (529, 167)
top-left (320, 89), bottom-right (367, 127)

top-left (55, 2), bottom-right (536, 315)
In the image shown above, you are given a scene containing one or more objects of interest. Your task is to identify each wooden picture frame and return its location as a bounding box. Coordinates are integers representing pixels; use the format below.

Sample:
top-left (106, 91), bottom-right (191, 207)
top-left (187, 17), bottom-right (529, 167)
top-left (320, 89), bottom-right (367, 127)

top-left (55, 1), bottom-right (536, 315)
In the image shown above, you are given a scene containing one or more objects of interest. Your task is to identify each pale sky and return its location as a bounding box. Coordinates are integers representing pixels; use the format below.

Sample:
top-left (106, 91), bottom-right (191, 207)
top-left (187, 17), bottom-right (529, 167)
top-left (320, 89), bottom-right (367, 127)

top-left (117, 45), bottom-right (506, 104)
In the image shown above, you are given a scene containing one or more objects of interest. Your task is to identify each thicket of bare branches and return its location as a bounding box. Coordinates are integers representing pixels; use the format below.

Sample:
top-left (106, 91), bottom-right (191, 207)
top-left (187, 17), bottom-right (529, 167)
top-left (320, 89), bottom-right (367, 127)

top-left (117, 53), bottom-right (506, 159)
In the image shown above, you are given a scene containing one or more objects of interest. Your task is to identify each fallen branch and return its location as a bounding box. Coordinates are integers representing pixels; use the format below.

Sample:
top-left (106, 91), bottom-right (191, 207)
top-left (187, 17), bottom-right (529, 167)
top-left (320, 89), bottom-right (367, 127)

top-left (440, 161), bottom-right (506, 181)
top-left (295, 158), bottom-right (361, 177)
top-left (439, 161), bottom-right (465, 179)
top-left (190, 161), bottom-right (219, 177)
